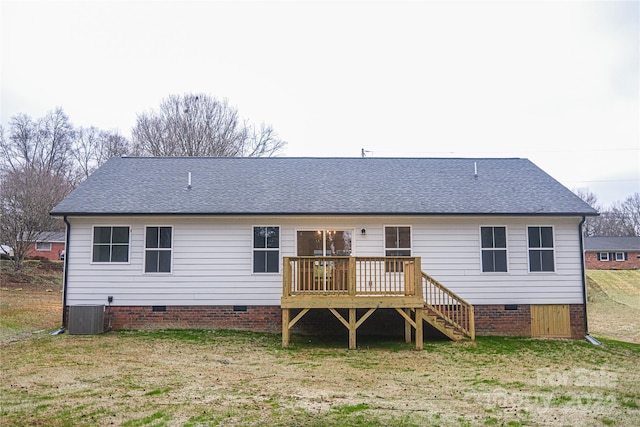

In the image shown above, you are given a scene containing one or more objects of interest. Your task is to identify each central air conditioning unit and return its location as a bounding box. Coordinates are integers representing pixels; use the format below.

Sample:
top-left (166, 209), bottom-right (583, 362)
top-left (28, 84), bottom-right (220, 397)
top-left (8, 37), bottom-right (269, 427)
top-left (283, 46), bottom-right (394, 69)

top-left (68, 305), bottom-right (105, 335)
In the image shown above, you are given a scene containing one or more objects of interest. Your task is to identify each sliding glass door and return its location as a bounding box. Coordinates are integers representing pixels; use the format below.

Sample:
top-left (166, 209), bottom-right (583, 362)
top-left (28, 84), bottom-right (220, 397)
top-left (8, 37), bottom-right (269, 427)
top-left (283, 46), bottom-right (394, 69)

top-left (296, 230), bottom-right (352, 291)
top-left (296, 230), bottom-right (352, 256)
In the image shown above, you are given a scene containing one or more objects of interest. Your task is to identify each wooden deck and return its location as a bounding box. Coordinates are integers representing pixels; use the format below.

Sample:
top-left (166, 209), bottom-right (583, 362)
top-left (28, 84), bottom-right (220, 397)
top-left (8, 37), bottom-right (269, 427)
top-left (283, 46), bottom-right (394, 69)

top-left (281, 256), bottom-right (475, 349)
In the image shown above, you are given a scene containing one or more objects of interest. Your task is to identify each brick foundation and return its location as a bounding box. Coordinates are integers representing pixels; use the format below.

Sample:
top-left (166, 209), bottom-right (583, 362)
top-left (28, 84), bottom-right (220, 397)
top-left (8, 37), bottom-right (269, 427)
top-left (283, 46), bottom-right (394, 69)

top-left (569, 304), bottom-right (587, 339)
top-left (474, 304), bottom-right (586, 339)
top-left (104, 305), bottom-right (282, 333)
top-left (474, 304), bottom-right (533, 336)
top-left (66, 304), bottom-right (587, 339)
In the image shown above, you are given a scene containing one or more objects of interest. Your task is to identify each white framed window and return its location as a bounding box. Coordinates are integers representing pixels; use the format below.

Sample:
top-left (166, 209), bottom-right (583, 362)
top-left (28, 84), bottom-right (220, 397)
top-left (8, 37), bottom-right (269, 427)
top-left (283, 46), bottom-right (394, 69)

top-left (253, 226), bottom-right (280, 273)
top-left (35, 242), bottom-right (52, 251)
top-left (598, 252), bottom-right (610, 261)
top-left (92, 226), bottom-right (130, 263)
top-left (527, 226), bottom-right (555, 272)
top-left (144, 226), bottom-right (172, 273)
top-left (384, 226), bottom-right (411, 257)
top-left (480, 226), bottom-right (508, 272)
top-left (384, 226), bottom-right (411, 272)
top-left (615, 252), bottom-right (626, 261)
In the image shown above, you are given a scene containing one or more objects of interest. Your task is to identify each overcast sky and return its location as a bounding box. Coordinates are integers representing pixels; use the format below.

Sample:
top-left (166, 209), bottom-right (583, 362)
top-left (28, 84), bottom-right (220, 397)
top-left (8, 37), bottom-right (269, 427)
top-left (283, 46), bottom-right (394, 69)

top-left (2, 0), bottom-right (638, 207)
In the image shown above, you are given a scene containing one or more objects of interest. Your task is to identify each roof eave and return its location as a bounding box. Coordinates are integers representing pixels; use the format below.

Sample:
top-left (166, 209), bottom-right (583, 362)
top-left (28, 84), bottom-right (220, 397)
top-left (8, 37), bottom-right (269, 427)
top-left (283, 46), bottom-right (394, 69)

top-left (51, 211), bottom-right (598, 217)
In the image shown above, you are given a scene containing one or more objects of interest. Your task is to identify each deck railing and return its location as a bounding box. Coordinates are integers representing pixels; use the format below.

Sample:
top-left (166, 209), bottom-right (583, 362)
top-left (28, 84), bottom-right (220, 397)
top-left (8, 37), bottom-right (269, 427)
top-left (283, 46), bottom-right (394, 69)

top-left (283, 256), bottom-right (423, 299)
top-left (422, 271), bottom-right (475, 339)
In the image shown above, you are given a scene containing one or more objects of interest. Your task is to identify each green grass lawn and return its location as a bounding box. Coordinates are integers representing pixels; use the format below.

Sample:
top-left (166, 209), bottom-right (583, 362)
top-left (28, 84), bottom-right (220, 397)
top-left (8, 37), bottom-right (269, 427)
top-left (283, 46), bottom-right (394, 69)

top-left (1, 331), bottom-right (639, 426)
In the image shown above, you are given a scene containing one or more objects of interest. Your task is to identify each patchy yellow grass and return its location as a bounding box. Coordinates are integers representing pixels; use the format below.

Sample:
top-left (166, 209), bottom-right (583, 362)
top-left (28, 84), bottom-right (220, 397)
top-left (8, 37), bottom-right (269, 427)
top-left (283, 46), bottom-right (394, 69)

top-left (587, 270), bottom-right (640, 344)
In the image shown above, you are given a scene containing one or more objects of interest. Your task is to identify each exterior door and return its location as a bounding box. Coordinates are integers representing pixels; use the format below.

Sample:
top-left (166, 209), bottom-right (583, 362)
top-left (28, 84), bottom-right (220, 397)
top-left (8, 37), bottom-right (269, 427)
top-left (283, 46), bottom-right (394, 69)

top-left (296, 230), bottom-right (352, 291)
top-left (531, 304), bottom-right (571, 338)
top-left (296, 230), bottom-right (352, 257)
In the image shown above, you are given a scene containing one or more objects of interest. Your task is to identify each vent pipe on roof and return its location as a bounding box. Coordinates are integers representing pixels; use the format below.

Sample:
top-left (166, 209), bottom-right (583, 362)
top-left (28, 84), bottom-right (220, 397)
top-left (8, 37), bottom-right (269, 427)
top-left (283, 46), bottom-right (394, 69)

top-left (474, 161), bottom-right (478, 178)
top-left (187, 172), bottom-right (192, 190)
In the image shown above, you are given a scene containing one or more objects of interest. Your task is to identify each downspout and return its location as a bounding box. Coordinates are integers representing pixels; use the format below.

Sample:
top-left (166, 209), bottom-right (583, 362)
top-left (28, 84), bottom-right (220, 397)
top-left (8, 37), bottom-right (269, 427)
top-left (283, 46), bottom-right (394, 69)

top-left (50, 216), bottom-right (70, 335)
top-left (579, 216), bottom-right (600, 345)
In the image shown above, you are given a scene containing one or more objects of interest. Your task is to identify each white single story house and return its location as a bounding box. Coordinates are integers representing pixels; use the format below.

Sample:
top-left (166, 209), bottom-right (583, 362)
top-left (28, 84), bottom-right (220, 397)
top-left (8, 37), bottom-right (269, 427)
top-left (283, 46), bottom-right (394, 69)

top-left (51, 157), bottom-right (597, 346)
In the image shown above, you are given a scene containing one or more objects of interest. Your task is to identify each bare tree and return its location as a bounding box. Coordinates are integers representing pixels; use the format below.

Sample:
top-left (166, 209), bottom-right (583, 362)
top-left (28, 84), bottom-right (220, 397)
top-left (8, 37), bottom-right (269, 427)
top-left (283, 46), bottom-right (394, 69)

top-left (575, 188), bottom-right (640, 237)
top-left (71, 126), bottom-right (100, 180)
top-left (71, 127), bottom-right (130, 180)
top-left (623, 193), bottom-right (640, 235)
top-left (574, 188), bottom-right (602, 237)
top-left (132, 93), bottom-right (286, 157)
top-left (0, 168), bottom-right (73, 271)
top-left (95, 130), bottom-right (130, 165)
top-left (1, 109), bottom-right (132, 271)
top-left (0, 108), bottom-right (75, 177)
top-left (611, 193), bottom-right (640, 236)
top-left (241, 123), bottom-right (287, 157)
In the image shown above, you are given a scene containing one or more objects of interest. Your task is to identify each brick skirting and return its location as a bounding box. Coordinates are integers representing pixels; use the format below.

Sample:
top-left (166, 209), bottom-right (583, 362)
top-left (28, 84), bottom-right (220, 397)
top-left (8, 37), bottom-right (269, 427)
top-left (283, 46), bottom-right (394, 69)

top-left (474, 304), bottom-right (586, 339)
top-left (66, 304), bottom-right (587, 339)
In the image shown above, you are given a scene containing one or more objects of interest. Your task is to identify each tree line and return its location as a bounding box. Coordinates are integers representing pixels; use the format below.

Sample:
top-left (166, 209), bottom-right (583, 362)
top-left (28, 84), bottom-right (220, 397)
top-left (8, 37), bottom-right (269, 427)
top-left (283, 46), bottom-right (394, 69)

top-left (0, 94), bottom-right (286, 270)
top-left (574, 189), bottom-right (640, 237)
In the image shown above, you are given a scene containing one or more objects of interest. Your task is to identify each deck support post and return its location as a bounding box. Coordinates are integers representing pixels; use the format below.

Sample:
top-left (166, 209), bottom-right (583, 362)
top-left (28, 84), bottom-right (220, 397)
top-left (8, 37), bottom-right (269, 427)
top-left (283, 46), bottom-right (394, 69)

top-left (404, 309), bottom-right (412, 344)
top-left (415, 307), bottom-right (423, 350)
top-left (282, 308), bottom-right (290, 348)
top-left (349, 308), bottom-right (356, 350)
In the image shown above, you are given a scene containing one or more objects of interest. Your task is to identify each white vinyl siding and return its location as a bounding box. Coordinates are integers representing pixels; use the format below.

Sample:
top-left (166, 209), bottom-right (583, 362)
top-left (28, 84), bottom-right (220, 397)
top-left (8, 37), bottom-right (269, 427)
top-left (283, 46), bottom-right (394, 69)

top-left (65, 215), bottom-right (585, 307)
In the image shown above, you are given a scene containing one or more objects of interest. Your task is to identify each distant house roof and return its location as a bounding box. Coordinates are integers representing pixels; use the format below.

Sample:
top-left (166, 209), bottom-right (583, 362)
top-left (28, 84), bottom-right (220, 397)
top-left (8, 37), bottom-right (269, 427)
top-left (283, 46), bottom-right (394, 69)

top-left (51, 157), bottom-right (597, 217)
top-left (22, 232), bottom-right (66, 243)
top-left (584, 236), bottom-right (640, 252)
top-left (19, 232), bottom-right (66, 243)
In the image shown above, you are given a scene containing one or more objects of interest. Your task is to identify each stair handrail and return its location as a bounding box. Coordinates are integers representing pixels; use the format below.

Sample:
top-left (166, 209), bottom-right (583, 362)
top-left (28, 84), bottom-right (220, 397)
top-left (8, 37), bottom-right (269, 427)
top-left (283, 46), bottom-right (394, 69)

top-left (421, 271), bottom-right (475, 340)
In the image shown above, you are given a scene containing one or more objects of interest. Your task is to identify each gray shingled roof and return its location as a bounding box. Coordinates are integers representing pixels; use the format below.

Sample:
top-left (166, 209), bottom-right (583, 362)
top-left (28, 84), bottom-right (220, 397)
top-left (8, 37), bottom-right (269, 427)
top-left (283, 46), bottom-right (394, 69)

top-left (584, 236), bottom-right (640, 251)
top-left (51, 157), bottom-right (597, 216)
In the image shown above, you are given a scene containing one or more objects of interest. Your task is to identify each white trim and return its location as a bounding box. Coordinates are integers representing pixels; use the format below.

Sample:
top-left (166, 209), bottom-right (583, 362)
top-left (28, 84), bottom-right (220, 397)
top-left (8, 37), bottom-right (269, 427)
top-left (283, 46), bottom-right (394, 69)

top-left (614, 252), bottom-right (625, 261)
top-left (143, 225), bottom-right (173, 274)
top-left (479, 225), bottom-right (509, 273)
top-left (90, 225), bottom-right (132, 265)
top-left (598, 252), bottom-right (610, 261)
top-left (526, 225), bottom-right (556, 273)
top-left (251, 225), bottom-right (281, 275)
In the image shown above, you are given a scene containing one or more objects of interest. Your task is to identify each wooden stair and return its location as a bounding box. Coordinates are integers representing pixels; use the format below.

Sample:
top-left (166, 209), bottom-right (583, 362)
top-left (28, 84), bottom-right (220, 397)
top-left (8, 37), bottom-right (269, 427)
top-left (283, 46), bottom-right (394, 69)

top-left (422, 308), bottom-right (467, 341)
top-left (421, 272), bottom-right (475, 341)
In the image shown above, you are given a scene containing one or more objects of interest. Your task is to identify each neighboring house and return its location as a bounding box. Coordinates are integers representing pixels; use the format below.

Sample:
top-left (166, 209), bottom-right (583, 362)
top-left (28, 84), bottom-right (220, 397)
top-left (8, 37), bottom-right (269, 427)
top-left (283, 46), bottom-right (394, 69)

top-left (51, 157), bottom-right (597, 343)
top-left (584, 236), bottom-right (640, 270)
top-left (25, 232), bottom-right (66, 261)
